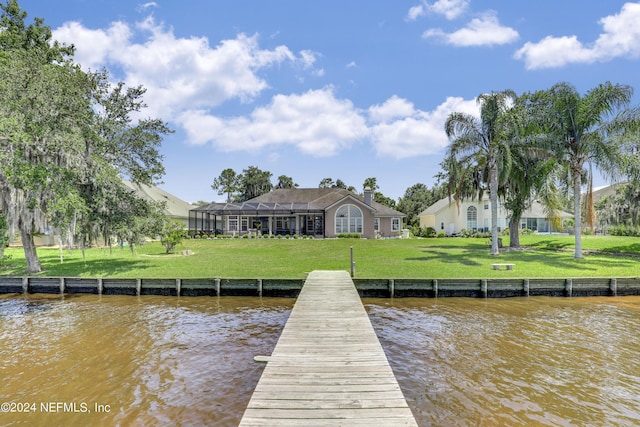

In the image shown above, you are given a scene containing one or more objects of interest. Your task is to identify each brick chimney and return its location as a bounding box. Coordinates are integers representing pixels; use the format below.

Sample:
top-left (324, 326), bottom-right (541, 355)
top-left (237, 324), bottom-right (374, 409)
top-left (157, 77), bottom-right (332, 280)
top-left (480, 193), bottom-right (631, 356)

top-left (364, 186), bottom-right (373, 206)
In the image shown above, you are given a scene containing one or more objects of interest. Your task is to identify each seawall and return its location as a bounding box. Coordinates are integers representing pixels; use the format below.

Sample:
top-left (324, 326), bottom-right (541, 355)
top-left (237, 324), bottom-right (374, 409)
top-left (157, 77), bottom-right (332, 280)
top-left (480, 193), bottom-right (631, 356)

top-left (1, 276), bottom-right (640, 298)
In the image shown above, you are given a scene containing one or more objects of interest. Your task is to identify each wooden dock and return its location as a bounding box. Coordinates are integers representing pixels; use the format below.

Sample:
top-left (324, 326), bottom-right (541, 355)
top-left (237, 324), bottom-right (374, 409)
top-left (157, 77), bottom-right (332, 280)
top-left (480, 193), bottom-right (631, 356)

top-left (239, 270), bottom-right (417, 426)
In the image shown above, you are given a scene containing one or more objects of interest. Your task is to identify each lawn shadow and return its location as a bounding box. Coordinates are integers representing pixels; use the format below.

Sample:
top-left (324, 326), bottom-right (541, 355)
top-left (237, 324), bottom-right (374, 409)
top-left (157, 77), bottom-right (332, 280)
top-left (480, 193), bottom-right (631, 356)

top-left (407, 248), bottom-right (484, 266)
top-left (599, 242), bottom-right (640, 256)
top-left (37, 257), bottom-right (151, 277)
top-left (525, 239), bottom-right (574, 251)
top-left (409, 243), bottom-right (639, 274)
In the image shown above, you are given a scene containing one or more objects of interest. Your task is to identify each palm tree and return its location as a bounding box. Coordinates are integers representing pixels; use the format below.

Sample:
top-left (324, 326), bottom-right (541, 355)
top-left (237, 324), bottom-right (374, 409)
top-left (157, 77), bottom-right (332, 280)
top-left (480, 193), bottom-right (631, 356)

top-left (501, 93), bottom-right (563, 248)
top-left (538, 82), bottom-right (639, 258)
top-left (445, 90), bottom-right (516, 255)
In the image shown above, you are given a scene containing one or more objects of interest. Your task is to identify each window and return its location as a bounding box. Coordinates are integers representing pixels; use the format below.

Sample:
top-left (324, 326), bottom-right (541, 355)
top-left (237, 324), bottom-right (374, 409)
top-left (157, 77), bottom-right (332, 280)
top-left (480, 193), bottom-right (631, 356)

top-left (467, 206), bottom-right (477, 230)
top-left (228, 216), bottom-right (238, 231)
top-left (241, 217), bottom-right (248, 232)
top-left (484, 202), bottom-right (489, 210)
top-left (374, 218), bottom-right (380, 231)
top-left (335, 204), bottom-right (363, 234)
top-left (392, 218), bottom-right (401, 232)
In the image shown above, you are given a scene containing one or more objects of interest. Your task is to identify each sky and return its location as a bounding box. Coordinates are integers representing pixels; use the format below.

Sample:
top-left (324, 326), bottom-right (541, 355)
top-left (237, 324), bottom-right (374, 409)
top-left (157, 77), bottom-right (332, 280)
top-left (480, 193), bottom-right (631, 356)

top-left (17, 0), bottom-right (640, 204)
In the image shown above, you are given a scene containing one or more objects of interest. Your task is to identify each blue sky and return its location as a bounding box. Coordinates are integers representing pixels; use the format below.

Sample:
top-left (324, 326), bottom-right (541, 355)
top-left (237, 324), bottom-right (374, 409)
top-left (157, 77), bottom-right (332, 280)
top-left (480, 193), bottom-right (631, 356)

top-left (18, 0), bottom-right (640, 203)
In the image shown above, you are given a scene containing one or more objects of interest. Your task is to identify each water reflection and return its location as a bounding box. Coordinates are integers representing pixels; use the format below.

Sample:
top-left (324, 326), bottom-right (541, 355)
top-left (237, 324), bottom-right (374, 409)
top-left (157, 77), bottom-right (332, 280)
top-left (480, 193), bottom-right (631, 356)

top-left (1, 294), bottom-right (639, 426)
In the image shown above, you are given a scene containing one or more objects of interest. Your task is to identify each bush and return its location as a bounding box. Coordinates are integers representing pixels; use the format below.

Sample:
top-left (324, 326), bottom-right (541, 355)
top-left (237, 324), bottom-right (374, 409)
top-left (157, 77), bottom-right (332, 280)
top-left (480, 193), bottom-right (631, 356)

top-left (421, 227), bottom-right (437, 238)
top-left (460, 229), bottom-right (491, 238)
top-left (437, 232), bottom-right (446, 238)
top-left (610, 225), bottom-right (640, 236)
top-left (160, 220), bottom-right (189, 254)
top-left (338, 233), bottom-right (361, 239)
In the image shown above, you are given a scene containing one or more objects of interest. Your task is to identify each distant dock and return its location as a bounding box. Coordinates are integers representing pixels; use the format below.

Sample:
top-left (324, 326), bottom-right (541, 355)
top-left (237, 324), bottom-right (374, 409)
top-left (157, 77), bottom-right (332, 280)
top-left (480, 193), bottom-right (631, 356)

top-left (239, 270), bottom-right (417, 426)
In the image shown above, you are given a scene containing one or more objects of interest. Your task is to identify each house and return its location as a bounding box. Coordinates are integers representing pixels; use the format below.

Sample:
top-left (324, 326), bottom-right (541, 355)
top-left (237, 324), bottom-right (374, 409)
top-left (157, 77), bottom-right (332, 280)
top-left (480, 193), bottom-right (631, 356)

top-left (122, 181), bottom-right (194, 226)
top-left (418, 195), bottom-right (572, 235)
top-left (19, 181), bottom-right (193, 247)
top-left (189, 187), bottom-right (405, 239)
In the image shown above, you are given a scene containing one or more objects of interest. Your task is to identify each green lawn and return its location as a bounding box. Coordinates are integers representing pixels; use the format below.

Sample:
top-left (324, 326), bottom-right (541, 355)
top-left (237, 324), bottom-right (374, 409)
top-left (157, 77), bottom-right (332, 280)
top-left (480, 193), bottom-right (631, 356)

top-left (2, 234), bottom-right (640, 278)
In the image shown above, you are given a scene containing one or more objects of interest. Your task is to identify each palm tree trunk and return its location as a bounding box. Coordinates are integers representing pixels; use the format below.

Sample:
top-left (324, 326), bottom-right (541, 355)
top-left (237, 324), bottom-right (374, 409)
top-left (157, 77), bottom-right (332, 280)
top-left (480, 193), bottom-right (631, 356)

top-left (573, 168), bottom-right (583, 258)
top-left (489, 161), bottom-right (500, 256)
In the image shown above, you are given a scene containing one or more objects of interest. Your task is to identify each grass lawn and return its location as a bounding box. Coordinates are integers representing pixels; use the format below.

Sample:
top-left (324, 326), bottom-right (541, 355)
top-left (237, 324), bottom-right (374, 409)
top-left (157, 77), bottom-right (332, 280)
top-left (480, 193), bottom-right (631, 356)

top-left (2, 234), bottom-right (640, 279)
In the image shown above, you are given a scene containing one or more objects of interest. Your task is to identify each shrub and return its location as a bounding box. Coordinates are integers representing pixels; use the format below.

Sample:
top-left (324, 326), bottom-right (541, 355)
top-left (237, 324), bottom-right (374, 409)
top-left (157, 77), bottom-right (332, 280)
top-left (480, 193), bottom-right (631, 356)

top-left (610, 225), bottom-right (640, 236)
top-left (421, 227), bottom-right (436, 238)
top-left (160, 220), bottom-right (188, 254)
top-left (338, 233), bottom-right (361, 239)
top-left (437, 232), bottom-right (446, 238)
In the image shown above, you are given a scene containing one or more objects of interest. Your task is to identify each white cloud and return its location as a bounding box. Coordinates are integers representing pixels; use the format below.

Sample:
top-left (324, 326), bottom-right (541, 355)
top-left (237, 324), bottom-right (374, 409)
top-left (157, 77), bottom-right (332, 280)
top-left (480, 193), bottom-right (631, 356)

top-left (407, 4), bottom-right (426, 21)
top-left (179, 90), bottom-right (480, 160)
top-left (515, 2), bottom-right (640, 69)
top-left (408, 0), bottom-right (469, 21)
top-left (178, 87), bottom-right (369, 157)
top-left (430, 0), bottom-right (469, 20)
top-left (369, 96), bottom-right (478, 159)
top-left (53, 20), bottom-right (132, 71)
top-left (423, 11), bottom-right (519, 46)
top-left (53, 17), bottom-right (309, 119)
top-left (51, 12), bottom-right (480, 162)
top-left (137, 2), bottom-right (158, 12)
top-left (368, 95), bottom-right (416, 123)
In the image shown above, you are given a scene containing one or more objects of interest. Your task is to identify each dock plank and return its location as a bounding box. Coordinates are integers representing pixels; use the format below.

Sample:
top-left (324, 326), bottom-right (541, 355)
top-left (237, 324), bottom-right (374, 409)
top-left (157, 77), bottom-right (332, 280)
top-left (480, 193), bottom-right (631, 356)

top-left (239, 270), bottom-right (417, 426)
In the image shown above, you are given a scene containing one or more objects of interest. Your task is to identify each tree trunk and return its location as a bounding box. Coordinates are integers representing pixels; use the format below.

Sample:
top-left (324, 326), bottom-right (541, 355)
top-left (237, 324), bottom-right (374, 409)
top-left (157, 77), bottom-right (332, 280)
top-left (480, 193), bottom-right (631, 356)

top-left (573, 168), bottom-right (583, 258)
top-left (21, 228), bottom-right (42, 274)
top-left (489, 161), bottom-right (500, 256)
top-left (509, 215), bottom-right (521, 248)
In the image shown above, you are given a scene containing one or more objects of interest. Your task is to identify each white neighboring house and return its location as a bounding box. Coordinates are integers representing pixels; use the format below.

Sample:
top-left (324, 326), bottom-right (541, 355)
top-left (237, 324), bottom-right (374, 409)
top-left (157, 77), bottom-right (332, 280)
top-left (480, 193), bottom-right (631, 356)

top-left (418, 195), bottom-right (572, 236)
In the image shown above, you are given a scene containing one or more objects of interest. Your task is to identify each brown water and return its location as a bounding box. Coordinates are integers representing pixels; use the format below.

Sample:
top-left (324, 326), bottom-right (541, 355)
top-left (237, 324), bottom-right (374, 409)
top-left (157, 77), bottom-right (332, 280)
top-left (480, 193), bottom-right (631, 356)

top-left (1, 294), bottom-right (639, 426)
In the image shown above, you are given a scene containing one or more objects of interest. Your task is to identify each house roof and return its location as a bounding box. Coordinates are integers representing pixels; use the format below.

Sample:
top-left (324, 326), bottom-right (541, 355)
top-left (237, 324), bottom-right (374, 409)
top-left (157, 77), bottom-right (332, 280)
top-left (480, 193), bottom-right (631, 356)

top-left (194, 188), bottom-right (405, 217)
top-left (123, 181), bottom-right (193, 219)
top-left (418, 197), bottom-right (456, 216)
top-left (590, 182), bottom-right (625, 203)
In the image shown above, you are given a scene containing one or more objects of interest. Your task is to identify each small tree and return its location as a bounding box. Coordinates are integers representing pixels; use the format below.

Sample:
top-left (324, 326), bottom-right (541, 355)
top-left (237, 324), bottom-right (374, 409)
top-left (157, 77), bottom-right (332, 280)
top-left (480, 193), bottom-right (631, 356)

top-left (160, 220), bottom-right (188, 254)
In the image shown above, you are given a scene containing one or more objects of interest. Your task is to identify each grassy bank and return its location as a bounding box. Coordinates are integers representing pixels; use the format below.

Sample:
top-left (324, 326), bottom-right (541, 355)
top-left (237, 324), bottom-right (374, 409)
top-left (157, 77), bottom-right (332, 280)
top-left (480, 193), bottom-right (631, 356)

top-left (2, 234), bottom-right (640, 278)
